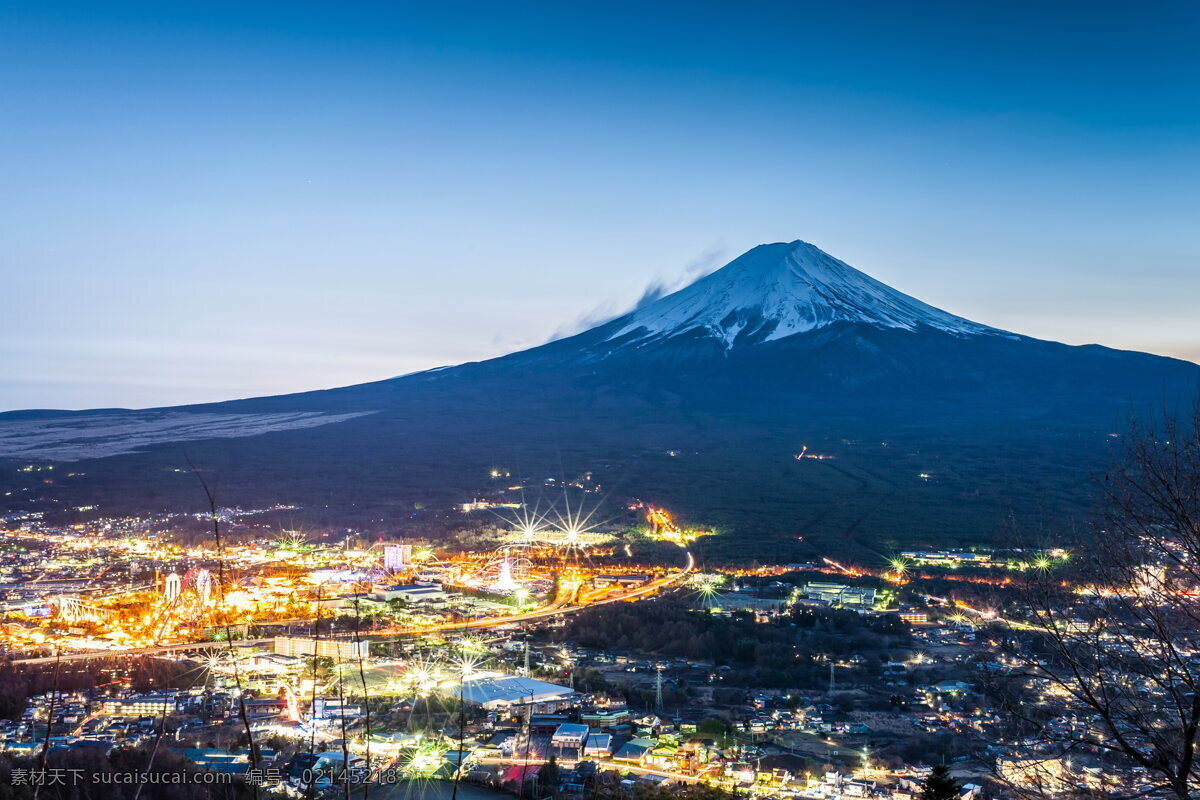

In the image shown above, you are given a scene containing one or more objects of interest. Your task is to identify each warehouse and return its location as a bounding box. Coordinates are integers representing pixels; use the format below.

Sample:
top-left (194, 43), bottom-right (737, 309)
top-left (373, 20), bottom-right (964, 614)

top-left (448, 673), bottom-right (578, 712)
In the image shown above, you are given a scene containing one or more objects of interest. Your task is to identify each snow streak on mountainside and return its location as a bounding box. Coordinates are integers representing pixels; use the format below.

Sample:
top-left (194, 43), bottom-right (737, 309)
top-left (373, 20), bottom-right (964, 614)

top-left (0, 411), bottom-right (374, 462)
top-left (609, 240), bottom-right (1012, 348)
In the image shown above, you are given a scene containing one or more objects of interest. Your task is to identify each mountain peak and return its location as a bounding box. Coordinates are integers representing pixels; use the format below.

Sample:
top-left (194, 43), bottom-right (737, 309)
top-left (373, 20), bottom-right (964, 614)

top-left (608, 239), bottom-right (1008, 348)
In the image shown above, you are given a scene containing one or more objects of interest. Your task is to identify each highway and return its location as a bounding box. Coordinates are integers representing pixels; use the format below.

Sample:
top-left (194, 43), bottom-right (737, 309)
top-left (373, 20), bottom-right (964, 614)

top-left (9, 638), bottom-right (280, 665)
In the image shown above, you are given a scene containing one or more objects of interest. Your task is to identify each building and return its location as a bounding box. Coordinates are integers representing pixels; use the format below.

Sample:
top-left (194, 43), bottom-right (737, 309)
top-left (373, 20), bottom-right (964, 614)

top-left (273, 636), bottom-right (369, 660)
top-left (461, 500), bottom-right (521, 513)
top-left (900, 550), bottom-right (1001, 568)
top-left (594, 574), bottom-right (649, 587)
top-left (163, 572), bottom-right (182, 601)
top-left (551, 723), bottom-right (589, 749)
top-left (243, 652), bottom-right (303, 672)
top-left (449, 672), bottom-right (578, 711)
top-left (374, 584), bottom-right (447, 604)
top-left (240, 697), bottom-right (289, 718)
top-left (931, 680), bottom-right (974, 695)
top-left (383, 543), bottom-right (413, 571)
top-left (898, 611), bottom-right (928, 624)
top-left (584, 734), bottom-right (613, 757)
top-left (804, 582), bottom-right (876, 608)
top-left (100, 694), bottom-right (179, 716)
top-left (581, 708), bottom-right (631, 728)
top-left (314, 594), bottom-right (387, 613)
top-left (997, 755), bottom-right (1069, 794)
top-left (310, 697), bottom-right (363, 721)
top-left (613, 738), bottom-right (655, 763)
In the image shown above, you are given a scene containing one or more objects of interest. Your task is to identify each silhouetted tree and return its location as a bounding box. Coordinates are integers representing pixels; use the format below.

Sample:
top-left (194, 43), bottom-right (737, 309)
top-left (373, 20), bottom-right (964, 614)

top-left (919, 764), bottom-right (960, 800)
top-left (539, 753), bottom-right (559, 799)
top-left (998, 401), bottom-right (1200, 799)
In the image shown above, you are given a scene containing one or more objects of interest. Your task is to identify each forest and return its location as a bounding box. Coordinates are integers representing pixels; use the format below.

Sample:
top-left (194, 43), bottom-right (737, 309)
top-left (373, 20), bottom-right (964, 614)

top-left (556, 599), bottom-right (911, 688)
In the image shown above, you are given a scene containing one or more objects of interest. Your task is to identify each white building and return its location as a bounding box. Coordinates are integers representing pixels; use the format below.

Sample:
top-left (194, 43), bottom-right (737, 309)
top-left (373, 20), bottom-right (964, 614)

top-left (374, 584), bottom-right (447, 604)
top-left (583, 734), bottom-right (613, 757)
top-left (273, 636), bottom-right (369, 660)
top-left (383, 543), bottom-right (413, 571)
top-left (551, 723), bottom-right (589, 749)
top-left (804, 582), bottom-right (876, 607)
top-left (311, 697), bottom-right (363, 721)
top-left (449, 672), bottom-right (578, 711)
top-left (100, 694), bottom-right (179, 716)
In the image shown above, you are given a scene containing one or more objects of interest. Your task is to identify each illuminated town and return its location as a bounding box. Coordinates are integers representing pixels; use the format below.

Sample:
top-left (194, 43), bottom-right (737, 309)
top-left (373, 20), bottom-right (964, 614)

top-left (2, 478), bottom-right (1194, 800)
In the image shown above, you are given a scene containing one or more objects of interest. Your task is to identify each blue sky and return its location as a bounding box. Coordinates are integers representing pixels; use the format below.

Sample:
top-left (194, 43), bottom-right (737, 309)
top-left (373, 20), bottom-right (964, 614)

top-left (2, 1), bottom-right (1198, 409)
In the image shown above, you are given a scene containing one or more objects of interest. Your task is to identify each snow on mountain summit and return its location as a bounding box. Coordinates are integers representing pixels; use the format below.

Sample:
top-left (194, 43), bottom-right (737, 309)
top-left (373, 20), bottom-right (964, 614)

top-left (608, 240), bottom-right (1008, 348)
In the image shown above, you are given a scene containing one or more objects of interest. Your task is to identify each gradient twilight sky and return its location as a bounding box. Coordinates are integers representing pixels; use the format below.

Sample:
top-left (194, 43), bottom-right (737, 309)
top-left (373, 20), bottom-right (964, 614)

top-left (2, 1), bottom-right (1198, 410)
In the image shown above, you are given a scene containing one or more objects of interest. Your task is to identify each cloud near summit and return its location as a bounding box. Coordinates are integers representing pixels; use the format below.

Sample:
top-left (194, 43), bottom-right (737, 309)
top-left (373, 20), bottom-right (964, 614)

top-left (547, 244), bottom-right (727, 342)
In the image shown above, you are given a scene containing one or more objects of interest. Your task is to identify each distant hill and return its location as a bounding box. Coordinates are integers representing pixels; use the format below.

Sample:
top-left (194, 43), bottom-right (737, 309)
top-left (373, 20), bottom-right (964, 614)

top-left (3, 240), bottom-right (1196, 562)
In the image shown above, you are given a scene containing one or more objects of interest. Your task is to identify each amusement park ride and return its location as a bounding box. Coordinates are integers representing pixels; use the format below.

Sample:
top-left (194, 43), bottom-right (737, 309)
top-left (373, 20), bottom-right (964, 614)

top-left (46, 566), bottom-right (227, 645)
top-left (148, 568), bottom-right (216, 641)
top-left (49, 594), bottom-right (112, 624)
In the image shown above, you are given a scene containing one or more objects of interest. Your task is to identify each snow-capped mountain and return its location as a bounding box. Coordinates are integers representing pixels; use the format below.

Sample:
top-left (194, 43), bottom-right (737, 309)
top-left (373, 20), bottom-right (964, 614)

top-left (605, 240), bottom-right (1008, 350)
top-left (3, 238), bottom-right (1197, 559)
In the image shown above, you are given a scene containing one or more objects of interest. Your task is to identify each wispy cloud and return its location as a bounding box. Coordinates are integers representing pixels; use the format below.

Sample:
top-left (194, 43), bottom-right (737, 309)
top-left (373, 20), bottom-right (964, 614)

top-left (548, 243), bottom-right (727, 342)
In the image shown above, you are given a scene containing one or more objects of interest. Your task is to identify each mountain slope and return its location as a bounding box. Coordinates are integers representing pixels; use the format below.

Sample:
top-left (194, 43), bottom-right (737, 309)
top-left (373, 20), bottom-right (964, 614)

top-left (1, 240), bottom-right (1196, 561)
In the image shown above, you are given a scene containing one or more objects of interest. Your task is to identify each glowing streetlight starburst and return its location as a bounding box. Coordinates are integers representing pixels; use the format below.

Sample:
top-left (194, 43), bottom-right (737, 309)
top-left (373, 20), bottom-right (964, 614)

top-left (400, 740), bottom-right (449, 779)
top-left (546, 491), bottom-right (606, 555)
top-left (450, 651), bottom-right (484, 680)
top-left (275, 530), bottom-right (309, 552)
top-left (498, 499), bottom-right (551, 543)
top-left (380, 654), bottom-right (451, 701)
top-left (196, 646), bottom-right (238, 676)
top-left (453, 635), bottom-right (488, 656)
top-left (690, 573), bottom-right (724, 607)
top-left (174, 648), bottom-right (228, 688)
top-left (404, 661), bottom-right (444, 697)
